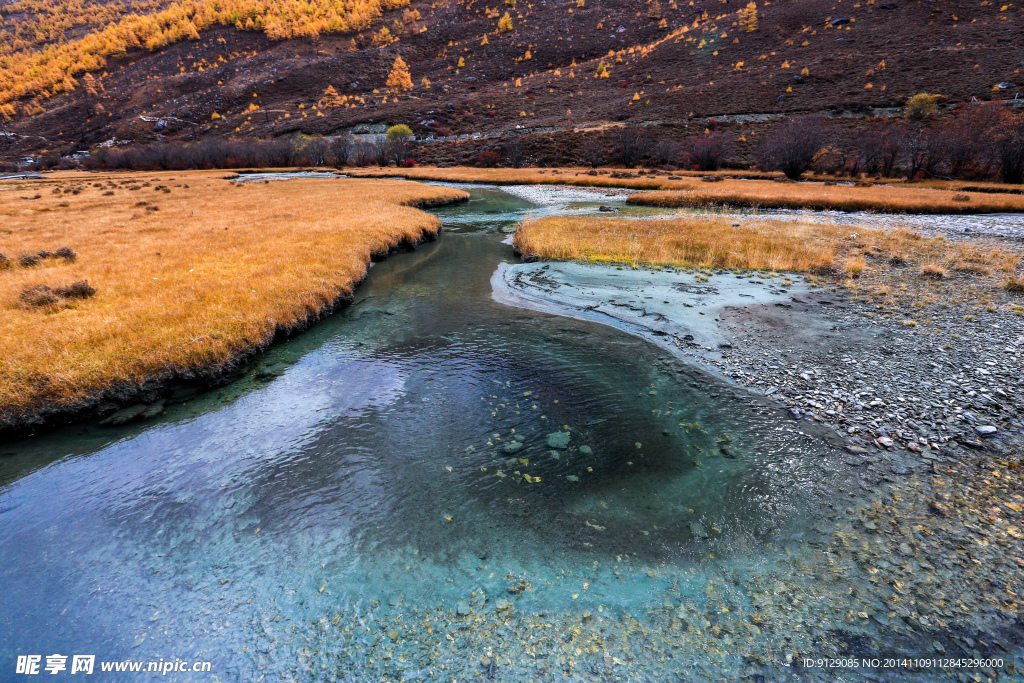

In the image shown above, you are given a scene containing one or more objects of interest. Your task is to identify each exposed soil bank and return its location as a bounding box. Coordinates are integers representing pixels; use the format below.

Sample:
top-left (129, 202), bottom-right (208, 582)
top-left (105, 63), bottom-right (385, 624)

top-left (0, 192), bottom-right (468, 438)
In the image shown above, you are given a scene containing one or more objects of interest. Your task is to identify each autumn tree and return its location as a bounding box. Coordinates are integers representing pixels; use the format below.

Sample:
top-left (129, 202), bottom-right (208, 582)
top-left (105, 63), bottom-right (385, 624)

top-left (81, 72), bottom-right (102, 115)
top-left (498, 12), bottom-right (513, 32)
top-left (322, 85), bottom-right (343, 108)
top-left (386, 56), bottom-right (413, 91)
top-left (904, 93), bottom-right (941, 121)
top-left (739, 2), bottom-right (758, 32)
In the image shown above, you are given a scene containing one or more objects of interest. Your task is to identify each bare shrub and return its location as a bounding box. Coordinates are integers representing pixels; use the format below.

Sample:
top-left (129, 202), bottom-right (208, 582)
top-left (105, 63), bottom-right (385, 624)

top-left (299, 137), bottom-right (329, 166)
top-left (20, 285), bottom-right (59, 307)
top-left (53, 247), bottom-right (77, 261)
top-left (505, 136), bottom-right (526, 168)
top-left (328, 135), bottom-right (356, 166)
top-left (614, 126), bottom-right (654, 167)
top-left (580, 136), bottom-right (606, 168)
top-left (952, 194), bottom-right (971, 202)
top-left (0, 254), bottom-right (8, 268)
top-left (996, 112), bottom-right (1024, 185)
top-left (19, 253), bottom-right (41, 267)
top-left (55, 280), bottom-right (96, 299)
top-left (685, 132), bottom-right (732, 171)
top-left (942, 106), bottom-right (1001, 179)
top-left (757, 117), bottom-right (827, 180)
top-left (650, 138), bottom-right (683, 166)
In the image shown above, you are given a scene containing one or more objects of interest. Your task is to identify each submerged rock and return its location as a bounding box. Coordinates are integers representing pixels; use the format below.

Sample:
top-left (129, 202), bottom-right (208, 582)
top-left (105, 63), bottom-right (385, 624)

top-left (99, 404), bottom-right (149, 426)
top-left (546, 431), bottom-right (571, 449)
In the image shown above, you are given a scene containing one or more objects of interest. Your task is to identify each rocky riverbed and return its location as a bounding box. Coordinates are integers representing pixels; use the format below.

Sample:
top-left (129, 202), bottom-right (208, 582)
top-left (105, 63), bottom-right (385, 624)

top-left (494, 259), bottom-right (1024, 680)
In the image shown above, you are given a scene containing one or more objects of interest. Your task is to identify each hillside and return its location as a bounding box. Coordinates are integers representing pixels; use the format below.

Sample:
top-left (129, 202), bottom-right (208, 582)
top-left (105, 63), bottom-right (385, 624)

top-left (1, 0), bottom-right (1022, 161)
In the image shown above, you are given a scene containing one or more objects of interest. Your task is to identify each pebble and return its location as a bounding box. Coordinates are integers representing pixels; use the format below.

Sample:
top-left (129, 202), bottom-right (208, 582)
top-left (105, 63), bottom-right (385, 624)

top-left (546, 431), bottom-right (571, 449)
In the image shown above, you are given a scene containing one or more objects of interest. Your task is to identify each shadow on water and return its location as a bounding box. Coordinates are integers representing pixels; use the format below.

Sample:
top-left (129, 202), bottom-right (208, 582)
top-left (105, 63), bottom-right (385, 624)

top-left (2, 182), bottom-right (958, 681)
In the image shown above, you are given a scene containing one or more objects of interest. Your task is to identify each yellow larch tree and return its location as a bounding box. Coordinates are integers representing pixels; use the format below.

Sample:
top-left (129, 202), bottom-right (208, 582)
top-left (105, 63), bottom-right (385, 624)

top-left (739, 2), bottom-right (758, 32)
top-left (386, 56), bottom-right (413, 91)
top-left (322, 85), bottom-right (343, 108)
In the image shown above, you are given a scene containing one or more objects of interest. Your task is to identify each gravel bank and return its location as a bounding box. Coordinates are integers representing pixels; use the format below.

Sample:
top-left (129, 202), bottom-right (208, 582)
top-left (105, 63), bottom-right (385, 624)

top-left (495, 259), bottom-right (1024, 674)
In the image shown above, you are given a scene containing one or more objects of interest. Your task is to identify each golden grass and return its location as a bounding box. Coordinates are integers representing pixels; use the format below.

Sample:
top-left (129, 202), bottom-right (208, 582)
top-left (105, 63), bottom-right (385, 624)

top-left (630, 181), bottom-right (1024, 214)
top-left (513, 215), bottom-right (1020, 279)
top-left (1004, 277), bottom-right (1024, 294)
top-left (346, 166), bottom-right (1024, 214)
top-left (0, 170), bottom-right (467, 421)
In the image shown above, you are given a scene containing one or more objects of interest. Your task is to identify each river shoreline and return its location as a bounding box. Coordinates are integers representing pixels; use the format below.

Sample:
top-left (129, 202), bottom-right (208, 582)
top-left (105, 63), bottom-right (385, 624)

top-left (494, 260), bottom-right (1024, 456)
top-left (0, 193), bottom-right (467, 438)
top-left (494, 257), bottom-right (1024, 667)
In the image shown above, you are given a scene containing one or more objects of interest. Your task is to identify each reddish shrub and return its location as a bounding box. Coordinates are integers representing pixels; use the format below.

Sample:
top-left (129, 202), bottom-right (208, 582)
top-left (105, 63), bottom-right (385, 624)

top-left (476, 150), bottom-right (501, 167)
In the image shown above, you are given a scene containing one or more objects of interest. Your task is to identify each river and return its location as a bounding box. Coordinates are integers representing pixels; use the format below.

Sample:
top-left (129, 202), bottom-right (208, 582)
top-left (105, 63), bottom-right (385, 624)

top-left (0, 183), bottom-right (1008, 681)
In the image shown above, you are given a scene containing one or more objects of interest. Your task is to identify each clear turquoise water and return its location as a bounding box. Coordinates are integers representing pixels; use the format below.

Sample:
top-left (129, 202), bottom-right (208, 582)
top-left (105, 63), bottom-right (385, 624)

top-left (1, 185), bottom-right (1007, 682)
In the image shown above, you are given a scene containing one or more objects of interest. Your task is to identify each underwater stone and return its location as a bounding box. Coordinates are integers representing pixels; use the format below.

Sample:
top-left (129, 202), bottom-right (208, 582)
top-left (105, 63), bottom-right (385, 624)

top-left (547, 432), bottom-right (571, 449)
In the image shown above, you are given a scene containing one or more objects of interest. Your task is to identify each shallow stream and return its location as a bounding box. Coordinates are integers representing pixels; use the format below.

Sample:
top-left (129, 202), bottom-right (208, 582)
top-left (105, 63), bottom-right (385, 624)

top-left (0, 184), bottom-right (1012, 681)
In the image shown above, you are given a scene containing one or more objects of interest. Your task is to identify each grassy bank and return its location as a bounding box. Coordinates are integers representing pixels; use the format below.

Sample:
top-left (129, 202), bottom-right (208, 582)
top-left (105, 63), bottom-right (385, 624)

top-left (514, 215), bottom-right (1021, 286)
top-left (0, 171), bottom-right (467, 427)
top-left (628, 181), bottom-right (1024, 214)
top-left (345, 166), bottom-right (1024, 214)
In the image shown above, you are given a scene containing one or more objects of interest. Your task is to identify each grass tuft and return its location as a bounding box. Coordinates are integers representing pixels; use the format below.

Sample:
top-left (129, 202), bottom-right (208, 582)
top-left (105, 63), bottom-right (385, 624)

top-left (846, 257), bottom-right (866, 278)
top-left (1005, 277), bottom-right (1024, 295)
top-left (920, 264), bottom-right (948, 279)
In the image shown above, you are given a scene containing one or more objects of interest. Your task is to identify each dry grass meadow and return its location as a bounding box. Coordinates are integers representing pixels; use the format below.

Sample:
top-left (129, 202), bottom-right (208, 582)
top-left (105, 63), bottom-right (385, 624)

top-left (0, 171), bottom-right (467, 422)
top-left (346, 166), bottom-right (1024, 215)
top-left (514, 215), bottom-right (1022, 288)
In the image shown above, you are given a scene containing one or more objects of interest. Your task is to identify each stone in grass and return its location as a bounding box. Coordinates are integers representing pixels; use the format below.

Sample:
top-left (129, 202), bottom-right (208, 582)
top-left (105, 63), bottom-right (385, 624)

top-left (503, 441), bottom-right (524, 453)
top-left (456, 601), bottom-right (472, 616)
top-left (546, 431), bottom-right (571, 449)
top-left (689, 522), bottom-right (709, 539)
top-left (579, 445), bottom-right (593, 456)
top-left (975, 425), bottom-right (998, 437)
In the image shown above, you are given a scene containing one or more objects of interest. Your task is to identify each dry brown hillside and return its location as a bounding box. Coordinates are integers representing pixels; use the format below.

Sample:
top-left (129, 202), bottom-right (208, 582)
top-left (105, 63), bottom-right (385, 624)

top-left (1, 0), bottom-right (1022, 160)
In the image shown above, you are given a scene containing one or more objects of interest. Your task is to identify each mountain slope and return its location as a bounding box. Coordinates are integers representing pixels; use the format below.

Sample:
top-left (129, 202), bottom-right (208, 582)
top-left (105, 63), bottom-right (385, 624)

top-left (2, 0), bottom-right (1022, 159)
